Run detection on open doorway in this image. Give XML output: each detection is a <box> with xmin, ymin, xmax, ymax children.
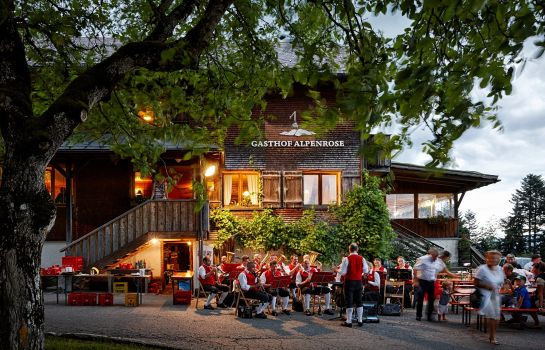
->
<box><xmin>162</xmin><ymin>242</ymin><xmax>192</xmax><ymax>287</ymax></box>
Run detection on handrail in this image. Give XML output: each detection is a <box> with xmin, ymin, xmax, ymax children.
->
<box><xmin>391</xmin><ymin>221</ymin><xmax>443</xmax><ymax>250</ymax></box>
<box><xmin>470</xmin><ymin>245</ymin><xmax>485</xmax><ymax>267</ymax></box>
<box><xmin>60</xmin><ymin>199</ymin><xmax>197</xmax><ymax>252</ymax></box>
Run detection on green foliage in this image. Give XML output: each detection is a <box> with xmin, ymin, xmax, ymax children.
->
<box><xmin>330</xmin><ymin>173</ymin><xmax>395</xmax><ymax>259</ymax></box>
<box><xmin>501</xmin><ymin>174</ymin><xmax>545</xmax><ymax>253</ymax></box>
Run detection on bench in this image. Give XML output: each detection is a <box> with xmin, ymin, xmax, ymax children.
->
<box><xmin>463</xmin><ymin>306</ymin><xmax>541</xmax><ymax>333</ymax></box>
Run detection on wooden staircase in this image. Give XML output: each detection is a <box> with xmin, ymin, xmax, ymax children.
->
<box><xmin>61</xmin><ymin>199</ymin><xmax>200</xmax><ymax>269</ymax></box>
<box><xmin>391</xmin><ymin>221</ymin><xmax>443</xmax><ymax>261</ymax></box>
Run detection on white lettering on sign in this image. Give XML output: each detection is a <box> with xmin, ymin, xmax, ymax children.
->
<box><xmin>250</xmin><ymin>140</ymin><xmax>345</xmax><ymax>147</ymax></box>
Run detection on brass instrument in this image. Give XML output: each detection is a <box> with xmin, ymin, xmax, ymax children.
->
<box><xmin>226</xmin><ymin>252</ymin><xmax>235</xmax><ymax>263</ymax></box>
<box><xmin>308</xmin><ymin>251</ymin><xmax>320</xmax><ymax>265</ymax></box>
<box><xmin>315</xmin><ymin>260</ymin><xmax>323</xmax><ymax>271</ymax></box>
<box><xmin>261</xmin><ymin>252</ymin><xmax>270</xmax><ymax>266</ymax></box>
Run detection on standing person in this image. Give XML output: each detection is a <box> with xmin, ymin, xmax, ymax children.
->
<box><xmin>474</xmin><ymin>250</ymin><xmax>505</xmax><ymax>345</ymax></box>
<box><xmin>437</xmin><ymin>281</ymin><xmax>451</xmax><ymax>321</ymax></box>
<box><xmin>339</xmin><ymin>243</ymin><xmax>369</xmax><ymax>327</ymax></box>
<box><xmin>413</xmin><ymin>248</ymin><xmax>456</xmax><ymax>321</ymax></box>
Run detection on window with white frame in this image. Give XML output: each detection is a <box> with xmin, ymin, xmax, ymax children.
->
<box><xmin>417</xmin><ymin>193</ymin><xmax>454</xmax><ymax>218</ymax></box>
<box><xmin>303</xmin><ymin>173</ymin><xmax>338</xmax><ymax>205</ymax></box>
<box><xmin>386</xmin><ymin>194</ymin><xmax>415</xmax><ymax>219</ymax></box>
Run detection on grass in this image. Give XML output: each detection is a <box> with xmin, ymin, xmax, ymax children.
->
<box><xmin>45</xmin><ymin>335</ymin><xmax>160</xmax><ymax>349</ymax></box>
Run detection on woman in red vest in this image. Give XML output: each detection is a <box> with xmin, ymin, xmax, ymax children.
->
<box><xmin>340</xmin><ymin>243</ymin><xmax>369</xmax><ymax>327</ymax></box>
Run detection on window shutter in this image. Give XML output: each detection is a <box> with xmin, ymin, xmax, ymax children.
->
<box><xmin>342</xmin><ymin>170</ymin><xmax>360</xmax><ymax>199</ymax></box>
<box><xmin>262</xmin><ymin>171</ymin><xmax>281</xmax><ymax>208</ymax></box>
<box><xmin>283</xmin><ymin>171</ymin><xmax>303</xmax><ymax>207</ymax></box>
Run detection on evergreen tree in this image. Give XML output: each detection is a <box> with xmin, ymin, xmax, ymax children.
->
<box><xmin>458</xmin><ymin>210</ymin><xmax>478</xmax><ymax>262</ymax></box>
<box><xmin>505</xmin><ymin>174</ymin><xmax>545</xmax><ymax>252</ymax></box>
<box><xmin>473</xmin><ymin>217</ymin><xmax>502</xmax><ymax>252</ymax></box>
<box><xmin>501</xmin><ymin>201</ymin><xmax>527</xmax><ymax>254</ymax></box>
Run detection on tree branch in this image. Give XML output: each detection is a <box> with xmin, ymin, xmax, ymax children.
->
<box><xmin>147</xmin><ymin>0</ymin><xmax>200</xmax><ymax>41</ymax></box>
<box><xmin>37</xmin><ymin>0</ymin><xmax>233</xmax><ymax>160</ymax></box>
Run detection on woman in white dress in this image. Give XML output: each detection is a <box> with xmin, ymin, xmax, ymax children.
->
<box><xmin>474</xmin><ymin>250</ymin><xmax>504</xmax><ymax>345</ymax></box>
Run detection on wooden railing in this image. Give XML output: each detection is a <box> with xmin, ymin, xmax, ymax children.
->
<box><xmin>391</xmin><ymin>218</ymin><xmax>458</xmax><ymax>238</ymax></box>
<box><xmin>470</xmin><ymin>245</ymin><xmax>485</xmax><ymax>267</ymax></box>
<box><xmin>391</xmin><ymin>221</ymin><xmax>443</xmax><ymax>259</ymax></box>
<box><xmin>61</xmin><ymin>199</ymin><xmax>199</xmax><ymax>268</ymax></box>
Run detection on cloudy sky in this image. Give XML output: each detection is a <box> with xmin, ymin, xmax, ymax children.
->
<box><xmin>369</xmin><ymin>14</ymin><xmax>545</xmax><ymax>228</ymax></box>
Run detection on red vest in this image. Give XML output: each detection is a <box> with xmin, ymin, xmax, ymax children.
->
<box><xmin>366</xmin><ymin>272</ymin><xmax>379</xmax><ymax>291</ymax></box>
<box><xmin>395</xmin><ymin>264</ymin><xmax>410</xmax><ymax>269</ymax></box>
<box><xmin>345</xmin><ymin>254</ymin><xmax>363</xmax><ymax>281</ymax></box>
<box><xmin>263</xmin><ymin>269</ymin><xmax>281</xmax><ymax>284</ymax></box>
<box><xmin>243</xmin><ymin>271</ymin><xmax>257</xmax><ymax>286</ymax></box>
<box><xmin>199</xmin><ymin>264</ymin><xmax>216</xmax><ymax>286</ymax></box>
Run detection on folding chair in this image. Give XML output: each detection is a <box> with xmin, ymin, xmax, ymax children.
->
<box><xmin>384</xmin><ymin>280</ymin><xmax>405</xmax><ymax>314</ymax></box>
<box><xmin>195</xmin><ymin>281</ymin><xmax>217</xmax><ymax>309</ymax></box>
<box><xmin>233</xmin><ymin>281</ymin><xmax>260</xmax><ymax>318</ymax></box>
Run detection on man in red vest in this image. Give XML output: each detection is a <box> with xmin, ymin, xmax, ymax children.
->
<box><xmin>260</xmin><ymin>260</ymin><xmax>291</xmax><ymax>316</ymax></box>
<box><xmin>198</xmin><ymin>256</ymin><xmax>230</xmax><ymax>309</ymax></box>
<box><xmin>238</xmin><ymin>261</ymin><xmax>270</xmax><ymax>318</ymax></box>
<box><xmin>340</xmin><ymin>243</ymin><xmax>369</xmax><ymax>327</ymax></box>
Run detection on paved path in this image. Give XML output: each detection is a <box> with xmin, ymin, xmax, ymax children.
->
<box><xmin>44</xmin><ymin>293</ymin><xmax>545</xmax><ymax>349</ymax></box>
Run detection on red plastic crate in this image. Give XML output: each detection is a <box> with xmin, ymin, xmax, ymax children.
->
<box><xmin>174</xmin><ymin>291</ymin><xmax>192</xmax><ymax>305</ymax></box>
<box><xmin>81</xmin><ymin>292</ymin><xmax>97</xmax><ymax>306</ymax></box>
<box><xmin>98</xmin><ymin>293</ymin><xmax>113</xmax><ymax>306</ymax></box>
<box><xmin>67</xmin><ymin>292</ymin><xmax>82</xmax><ymax>305</ymax></box>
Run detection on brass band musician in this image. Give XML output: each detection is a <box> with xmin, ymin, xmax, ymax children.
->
<box><xmin>260</xmin><ymin>260</ymin><xmax>291</xmax><ymax>316</ymax></box>
<box><xmin>238</xmin><ymin>261</ymin><xmax>270</xmax><ymax>319</ymax></box>
<box><xmin>296</xmin><ymin>259</ymin><xmax>334</xmax><ymax>316</ymax></box>
<box><xmin>198</xmin><ymin>256</ymin><xmax>230</xmax><ymax>309</ymax></box>
<box><xmin>339</xmin><ymin>243</ymin><xmax>369</xmax><ymax>327</ymax></box>
<box><xmin>286</xmin><ymin>254</ymin><xmax>302</xmax><ymax>300</ymax></box>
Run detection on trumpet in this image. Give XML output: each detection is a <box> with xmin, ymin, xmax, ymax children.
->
<box><xmin>226</xmin><ymin>252</ymin><xmax>235</xmax><ymax>263</ymax></box>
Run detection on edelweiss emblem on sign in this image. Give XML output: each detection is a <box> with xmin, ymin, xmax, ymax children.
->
<box><xmin>279</xmin><ymin>111</ymin><xmax>316</xmax><ymax>136</ymax></box>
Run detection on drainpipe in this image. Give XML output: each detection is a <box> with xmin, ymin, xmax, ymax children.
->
<box><xmin>65</xmin><ymin>162</ymin><xmax>73</xmax><ymax>255</ymax></box>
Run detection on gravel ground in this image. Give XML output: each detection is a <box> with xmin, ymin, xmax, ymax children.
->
<box><xmin>44</xmin><ymin>293</ymin><xmax>545</xmax><ymax>350</ymax></box>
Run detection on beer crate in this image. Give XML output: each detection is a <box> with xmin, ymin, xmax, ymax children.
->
<box><xmin>125</xmin><ymin>293</ymin><xmax>139</xmax><ymax>307</ymax></box>
<box><xmin>98</xmin><ymin>293</ymin><xmax>113</xmax><ymax>306</ymax></box>
<box><xmin>113</xmin><ymin>282</ymin><xmax>128</xmax><ymax>294</ymax></box>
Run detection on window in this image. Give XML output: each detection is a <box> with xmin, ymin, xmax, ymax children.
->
<box><xmin>303</xmin><ymin>173</ymin><xmax>338</xmax><ymax>205</ymax></box>
<box><xmin>134</xmin><ymin>172</ymin><xmax>153</xmax><ymax>198</ymax></box>
<box><xmin>45</xmin><ymin>166</ymin><xmax>67</xmax><ymax>206</ymax></box>
<box><xmin>387</xmin><ymin>194</ymin><xmax>415</xmax><ymax>219</ymax></box>
<box><xmin>417</xmin><ymin>193</ymin><xmax>454</xmax><ymax>218</ymax></box>
<box><xmin>223</xmin><ymin>173</ymin><xmax>259</xmax><ymax>206</ymax></box>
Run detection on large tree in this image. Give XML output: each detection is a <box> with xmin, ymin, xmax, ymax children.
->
<box><xmin>1</xmin><ymin>0</ymin><xmax>544</xmax><ymax>348</ymax></box>
<box><xmin>503</xmin><ymin>174</ymin><xmax>545</xmax><ymax>252</ymax></box>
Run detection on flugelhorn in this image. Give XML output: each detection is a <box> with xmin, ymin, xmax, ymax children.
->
<box><xmin>226</xmin><ymin>252</ymin><xmax>235</xmax><ymax>263</ymax></box>
<box><xmin>308</xmin><ymin>251</ymin><xmax>320</xmax><ymax>265</ymax></box>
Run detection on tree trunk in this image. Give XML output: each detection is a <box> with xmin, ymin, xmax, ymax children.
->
<box><xmin>0</xmin><ymin>156</ymin><xmax>56</xmax><ymax>350</ymax></box>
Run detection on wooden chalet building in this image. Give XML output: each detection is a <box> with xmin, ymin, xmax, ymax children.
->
<box><xmin>42</xmin><ymin>84</ymin><xmax>498</xmax><ymax>289</ymax></box>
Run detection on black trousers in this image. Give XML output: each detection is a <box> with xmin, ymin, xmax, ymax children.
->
<box><xmin>344</xmin><ymin>280</ymin><xmax>363</xmax><ymax>308</ymax></box>
<box><xmin>243</xmin><ymin>288</ymin><xmax>271</xmax><ymax>303</ymax></box>
<box><xmin>416</xmin><ymin>279</ymin><xmax>435</xmax><ymax>319</ymax></box>
<box><xmin>203</xmin><ymin>283</ymin><xmax>229</xmax><ymax>294</ymax></box>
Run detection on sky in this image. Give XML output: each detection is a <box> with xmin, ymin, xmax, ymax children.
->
<box><xmin>368</xmin><ymin>13</ymin><xmax>545</xmax><ymax>229</ymax></box>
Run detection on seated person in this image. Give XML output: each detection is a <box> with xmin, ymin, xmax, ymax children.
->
<box><xmin>198</xmin><ymin>257</ymin><xmax>230</xmax><ymax>309</ymax></box>
<box><xmin>394</xmin><ymin>256</ymin><xmax>412</xmax><ymax>270</ymax></box>
<box><xmin>373</xmin><ymin>258</ymin><xmax>387</xmax><ymax>274</ymax></box>
<box><xmin>505</xmin><ymin>254</ymin><xmax>522</xmax><ymax>269</ymax></box>
<box><xmin>531</xmin><ymin>262</ymin><xmax>545</xmax><ymax>312</ymax></box>
<box><xmin>237</xmin><ymin>255</ymin><xmax>250</xmax><ymax>270</ymax></box>
<box><xmin>363</xmin><ymin>261</ymin><xmax>382</xmax><ymax>302</ymax></box>
<box><xmin>285</xmin><ymin>254</ymin><xmax>302</xmax><ymax>300</ymax></box>
<box><xmin>296</xmin><ymin>259</ymin><xmax>334</xmax><ymax>316</ymax></box>
<box><xmin>510</xmin><ymin>275</ymin><xmax>540</xmax><ymax>328</ymax></box>
<box><xmin>238</xmin><ymin>261</ymin><xmax>270</xmax><ymax>319</ymax></box>
<box><xmin>500</xmin><ymin>264</ymin><xmax>517</xmax><ymax>307</ymax></box>
<box><xmin>260</xmin><ymin>260</ymin><xmax>290</xmax><ymax>316</ymax></box>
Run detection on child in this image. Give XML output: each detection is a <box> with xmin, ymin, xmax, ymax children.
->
<box><xmin>437</xmin><ymin>281</ymin><xmax>451</xmax><ymax>321</ymax></box>
<box><xmin>513</xmin><ymin>275</ymin><xmax>541</xmax><ymax>328</ymax></box>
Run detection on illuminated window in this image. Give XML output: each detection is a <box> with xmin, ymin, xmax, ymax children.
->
<box><xmin>303</xmin><ymin>173</ymin><xmax>338</xmax><ymax>205</ymax></box>
<box><xmin>223</xmin><ymin>173</ymin><xmax>259</xmax><ymax>206</ymax></box>
<box><xmin>418</xmin><ymin>193</ymin><xmax>454</xmax><ymax>218</ymax></box>
<box><xmin>45</xmin><ymin>166</ymin><xmax>67</xmax><ymax>206</ymax></box>
<box><xmin>134</xmin><ymin>172</ymin><xmax>153</xmax><ymax>198</ymax></box>
<box><xmin>387</xmin><ymin>194</ymin><xmax>415</xmax><ymax>219</ymax></box>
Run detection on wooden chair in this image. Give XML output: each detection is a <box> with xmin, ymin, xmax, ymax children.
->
<box><xmin>233</xmin><ymin>281</ymin><xmax>260</xmax><ymax>318</ymax></box>
<box><xmin>195</xmin><ymin>281</ymin><xmax>216</xmax><ymax>309</ymax></box>
<box><xmin>383</xmin><ymin>280</ymin><xmax>405</xmax><ymax>314</ymax></box>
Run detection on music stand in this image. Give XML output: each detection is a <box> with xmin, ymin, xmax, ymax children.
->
<box><xmin>270</xmin><ymin>276</ymin><xmax>291</xmax><ymax>290</ymax></box>
<box><xmin>388</xmin><ymin>269</ymin><xmax>412</xmax><ymax>281</ymax></box>
<box><xmin>309</xmin><ymin>272</ymin><xmax>336</xmax><ymax>315</ymax></box>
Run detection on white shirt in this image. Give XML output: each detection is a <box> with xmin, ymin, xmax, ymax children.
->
<box><xmin>367</xmin><ymin>271</ymin><xmax>381</xmax><ymax>287</ymax></box>
<box><xmin>295</xmin><ymin>269</ymin><xmax>311</xmax><ymax>287</ymax></box>
<box><xmin>339</xmin><ymin>253</ymin><xmax>369</xmax><ymax>276</ymax></box>
<box><xmin>238</xmin><ymin>270</ymin><xmax>256</xmax><ymax>291</ymax></box>
<box><xmin>524</xmin><ymin>261</ymin><xmax>534</xmax><ymax>271</ymax></box>
<box><xmin>413</xmin><ymin>255</ymin><xmax>445</xmax><ymax>281</ymax></box>
<box><xmin>198</xmin><ymin>265</ymin><xmax>207</xmax><ymax>280</ymax></box>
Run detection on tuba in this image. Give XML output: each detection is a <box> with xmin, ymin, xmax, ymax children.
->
<box><xmin>226</xmin><ymin>252</ymin><xmax>235</xmax><ymax>263</ymax></box>
<box><xmin>308</xmin><ymin>251</ymin><xmax>320</xmax><ymax>265</ymax></box>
